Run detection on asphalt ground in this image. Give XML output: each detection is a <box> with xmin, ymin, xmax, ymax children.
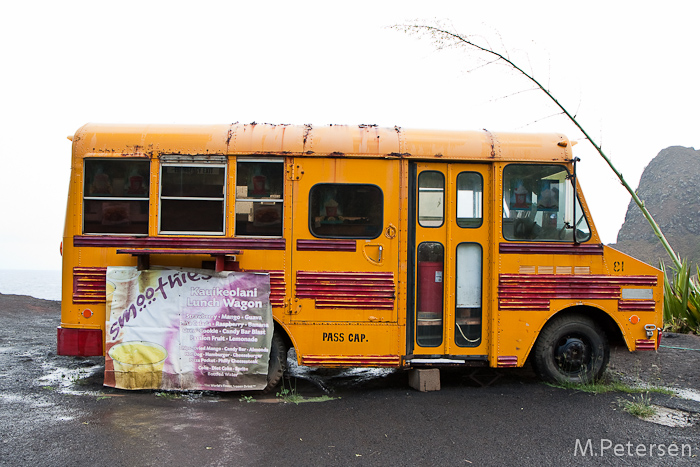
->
<box><xmin>1</xmin><ymin>294</ymin><xmax>699</xmax><ymax>466</ymax></box>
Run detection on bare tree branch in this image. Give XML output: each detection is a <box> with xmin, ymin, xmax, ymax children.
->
<box><xmin>515</xmin><ymin>112</ymin><xmax>565</xmax><ymax>130</ymax></box>
<box><xmin>394</xmin><ymin>23</ymin><xmax>686</xmax><ymax>280</ymax></box>
<box><xmin>488</xmin><ymin>87</ymin><xmax>539</xmax><ymax>104</ymax></box>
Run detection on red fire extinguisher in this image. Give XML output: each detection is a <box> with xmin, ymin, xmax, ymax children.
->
<box><xmin>418</xmin><ymin>261</ymin><xmax>443</xmax><ymax>313</ymax></box>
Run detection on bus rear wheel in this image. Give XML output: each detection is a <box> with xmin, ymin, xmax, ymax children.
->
<box><xmin>263</xmin><ymin>332</ymin><xmax>287</xmax><ymax>393</ymax></box>
<box><xmin>532</xmin><ymin>314</ymin><xmax>609</xmax><ymax>384</ymax></box>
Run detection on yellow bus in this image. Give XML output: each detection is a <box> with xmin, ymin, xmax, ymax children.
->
<box><xmin>58</xmin><ymin>123</ymin><xmax>663</xmax><ymax>388</ymax></box>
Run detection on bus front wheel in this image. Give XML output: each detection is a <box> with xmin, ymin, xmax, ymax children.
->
<box><xmin>263</xmin><ymin>332</ymin><xmax>287</xmax><ymax>393</ymax></box>
<box><xmin>532</xmin><ymin>314</ymin><xmax>609</xmax><ymax>384</ymax></box>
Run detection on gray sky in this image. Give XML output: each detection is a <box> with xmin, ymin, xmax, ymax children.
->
<box><xmin>2</xmin><ymin>1</ymin><xmax>698</xmax><ymax>270</ymax></box>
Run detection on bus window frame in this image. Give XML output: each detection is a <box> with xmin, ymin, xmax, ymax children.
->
<box><xmin>454</xmin><ymin>241</ymin><xmax>483</xmax><ymax>347</ymax></box>
<box><xmin>82</xmin><ymin>158</ymin><xmax>150</xmax><ymax>236</ymax></box>
<box><xmin>456</xmin><ymin>171</ymin><xmax>484</xmax><ymax>229</ymax></box>
<box><xmin>502</xmin><ymin>163</ymin><xmax>591</xmax><ymax>243</ymax></box>
<box><xmin>307</xmin><ymin>182</ymin><xmax>384</xmax><ymax>240</ymax></box>
<box><xmin>234</xmin><ymin>157</ymin><xmax>285</xmax><ymax>238</ymax></box>
<box><xmin>417</xmin><ymin>170</ymin><xmax>445</xmax><ymax>228</ymax></box>
<box><xmin>158</xmin><ymin>162</ymin><xmax>227</xmax><ymax>236</ymax></box>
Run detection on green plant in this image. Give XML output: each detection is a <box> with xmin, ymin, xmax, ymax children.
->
<box><xmin>547</xmin><ymin>379</ymin><xmax>672</xmax><ymax>395</ymax></box>
<box><xmin>70</xmin><ymin>374</ymin><xmax>93</xmax><ymax>386</ymax></box>
<box><xmin>620</xmin><ymin>393</ymin><xmax>656</xmax><ymax>419</ymax></box>
<box><xmin>239</xmin><ymin>395</ymin><xmax>255</xmax><ymax>403</ymax></box>
<box><xmin>276</xmin><ymin>380</ymin><xmax>304</xmax><ymax>405</ymax></box>
<box><xmin>276</xmin><ymin>379</ymin><xmax>337</xmax><ymax>404</ymax></box>
<box><xmin>661</xmin><ymin>260</ymin><xmax>700</xmax><ymax>333</ymax></box>
<box><xmin>155</xmin><ymin>391</ymin><xmax>181</xmax><ymax>399</ymax></box>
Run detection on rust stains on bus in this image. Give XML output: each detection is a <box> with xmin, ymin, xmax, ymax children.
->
<box><xmin>483</xmin><ymin>129</ymin><xmax>497</xmax><ymax>158</ymax></box>
<box><xmin>122</xmin><ymin>144</ymin><xmax>154</xmax><ymax>158</ymax></box>
<box><xmin>303</xmin><ymin>123</ymin><xmax>313</xmax><ymax>151</ymax></box>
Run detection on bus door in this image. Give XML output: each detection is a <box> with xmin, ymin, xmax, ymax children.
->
<box><xmin>289</xmin><ymin>158</ymin><xmax>401</xmax><ymax>324</ymax></box>
<box><xmin>409</xmin><ymin>162</ymin><xmax>489</xmax><ymax>361</ymax></box>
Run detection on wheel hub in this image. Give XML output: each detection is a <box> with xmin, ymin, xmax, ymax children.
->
<box><xmin>555</xmin><ymin>337</ymin><xmax>589</xmax><ymax>371</ymax></box>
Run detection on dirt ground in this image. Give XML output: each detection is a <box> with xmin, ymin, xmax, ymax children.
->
<box><xmin>1</xmin><ymin>293</ymin><xmax>699</xmax><ymax>465</ymax></box>
<box><xmin>609</xmin><ymin>331</ymin><xmax>700</xmax><ymax>391</ymax></box>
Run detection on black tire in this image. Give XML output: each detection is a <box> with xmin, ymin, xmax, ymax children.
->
<box><xmin>263</xmin><ymin>332</ymin><xmax>287</xmax><ymax>393</ymax></box>
<box><xmin>532</xmin><ymin>314</ymin><xmax>609</xmax><ymax>384</ymax></box>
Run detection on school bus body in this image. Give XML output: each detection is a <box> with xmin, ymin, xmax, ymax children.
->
<box><xmin>59</xmin><ymin>123</ymin><xmax>663</xmax><ymax>383</ymax></box>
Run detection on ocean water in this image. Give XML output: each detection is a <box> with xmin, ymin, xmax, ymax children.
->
<box><xmin>0</xmin><ymin>270</ymin><xmax>62</xmax><ymax>301</ymax></box>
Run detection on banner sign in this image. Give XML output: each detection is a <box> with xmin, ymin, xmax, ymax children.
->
<box><xmin>104</xmin><ymin>267</ymin><xmax>272</xmax><ymax>391</ymax></box>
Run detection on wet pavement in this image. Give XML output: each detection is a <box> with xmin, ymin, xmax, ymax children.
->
<box><xmin>1</xmin><ymin>294</ymin><xmax>699</xmax><ymax>466</ymax></box>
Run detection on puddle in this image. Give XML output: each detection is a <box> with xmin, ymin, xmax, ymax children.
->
<box><xmin>646</xmin><ymin>405</ymin><xmax>697</xmax><ymax>427</ymax></box>
<box><xmin>36</xmin><ymin>363</ymin><xmax>104</xmax><ymax>396</ymax></box>
<box><xmin>671</xmin><ymin>387</ymin><xmax>700</xmax><ymax>403</ymax></box>
<box><xmin>0</xmin><ymin>393</ymin><xmax>78</xmax><ymax>422</ymax></box>
<box><xmin>629</xmin><ymin>382</ymin><xmax>700</xmax><ymax>404</ymax></box>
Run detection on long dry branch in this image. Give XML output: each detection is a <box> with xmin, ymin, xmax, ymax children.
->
<box><xmin>397</xmin><ymin>24</ymin><xmax>685</xmax><ymax>277</ymax></box>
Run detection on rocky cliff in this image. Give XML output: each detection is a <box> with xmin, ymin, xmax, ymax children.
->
<box><xmin>611</xmin><ymin>146</ymin><xmax>700</xmax><ymax>271</ymax></box>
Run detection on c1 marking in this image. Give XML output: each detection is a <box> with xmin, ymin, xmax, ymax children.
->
<box><xmin>613</xmin><ymin>261</ymin><xmax>624</xmax><ymax>272</ymax></box>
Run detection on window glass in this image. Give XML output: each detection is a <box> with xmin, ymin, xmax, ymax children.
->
<box><xmin>502</xmin><ymin>164</ymin><xmax>591</xmax><ymax>242</ymax></box>
<box><xmin>416</xmin><ymin>242</ymin><xmax>444</xmax><ymax>347</ymax></box>
<box><xmin>235</xmin><ymin>160</ymin><xmax>284</xmax><ymax>236</ymax></box>
<box><xmin>455</xmin><ymin>243</ymin><xmax>482</xmax><ymax>347</ymax></box>
<box><xmin>160</xmin><ymin>165</ymin><xmax>225</xmax><ymax>234</ymax></box>
<box><xmin>309</xmin><ymin>184</ymin><xmax>383</xmax><ymax>238</ymax></box>
<box><xmin>418</xmin><ymin>171</ymin><xmax>444</xmax><ymax>227</ymax></box>
<box><xmin>83</xmin><ymin>159</ymin><xmax>149</xmax><ymax>234</ymax></box>
<box><xmin>456</xmin><ymin>172</ymin><xmax>483</xmax><ymax>228</ymax></box>
<box><xmin>162</xmin><ymin>166</ymin><xmax>225</xmax><ymax>197</ymax></box>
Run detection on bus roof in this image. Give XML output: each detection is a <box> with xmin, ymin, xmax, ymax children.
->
<box><xmin>73</xmin><ymin>123</ymin><xmax>574</xmax><ymax>162</ymax></box>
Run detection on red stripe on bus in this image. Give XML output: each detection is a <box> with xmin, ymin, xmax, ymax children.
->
<box><xmin>296</xmin><ymin>271</ymin><xmax>395</xmax><ymax>309</ymax></box>
<box><xmin>301</xmin><ymin>355</ymin><xmax>401</xmax><ymax>367</ymax></box>
<box><xmin>296</xmin><ymin>239</ymin><xmax>357</xmax><ymax>252</ymax></box>
<box><xmin>73</xmin><ymin>267</ymin><xmax>107</xmax><ymax>303</ymax></box>
<box><xmin>499</xmin><ymin>243</ymin><xmax>604</xmax><ymax>255</ymax></box>
<box><xmin>498</xmin><ymin>274</ymin><xmax>658</xmax><ymax>311</ymax></box>
<box><xmin>74</xmin><ymin>235</ymin><xmax>286</xmax><ymax>250</ymax></box>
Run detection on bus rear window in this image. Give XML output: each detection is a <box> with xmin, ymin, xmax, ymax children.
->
<box><xmin>309</xmin><ymin>184</ymin><xmax>383</xmax><ymax>238</ymax></box>
<box><xmin>83</xmin><ymin>159</ymin><xmax>150</xmax><ymax>235</ymax></box>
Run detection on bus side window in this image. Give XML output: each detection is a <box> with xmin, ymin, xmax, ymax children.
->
<box><xmin>308</xmin><ymin>184</ymin><xmax>383</xmax><ymax>239</ymax></box>
<box><xmin>455</xmin><ymin>243</ymin><xmax>482</xmax><ymax>347</ymax></box>
<box><xmin>416</xmin><ymin>242</ymin><xmax>444</xmax><ymax>347</ymax></box>
<box><xmin>456</xmin><ymin>172</ymin><xmax>483</xmax><ymax>228</ymax></box>
<box><xmin>160</xmin><ymin>164</ymin><xmax>226</xmax><ymax>234</ymax></box>
<box><xmin>418</xmin><ymin>171</ymin><xmax>444</xmax><ymax>227</ymax></box>
<box><xmin>235</xmin><ymin>159</ymin><xmax>284</xmax><ymax>237</ymax></box>
<box><xmin>83</xmin><ymin>159</ymin><xmax>150</xmax><ymax>235</ymax></box>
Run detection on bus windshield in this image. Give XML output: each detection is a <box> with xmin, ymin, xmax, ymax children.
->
<box><xmin>502</xmin><ymin>164</ymin><xmax>591</xmax><ymax>242</ymax></box>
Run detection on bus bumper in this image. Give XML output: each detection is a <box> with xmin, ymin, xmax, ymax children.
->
<box><xmin>57</xmin><ymin>327</ymin><xmax>103</xmax><ymax>356</ymax></box>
